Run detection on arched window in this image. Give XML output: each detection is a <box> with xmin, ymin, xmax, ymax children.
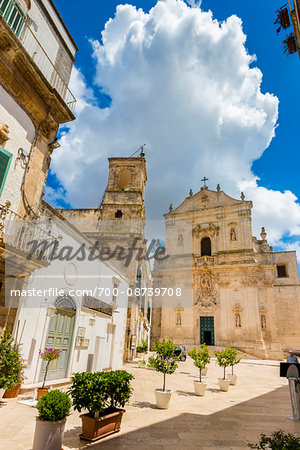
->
<box><xmin>54</xmin><ymin>294</ymin><xmax>76</xmax><ymax>311</ymax></box>
<box><xmin>178</xmin><ymin>234</ymin><xmax>183</xmax><ymax>246</ymax></box>
<box><xmin>201</xmin><ymin>237</ymin><xmax>211</xmax><ymax>256</ymax></box>
<box><xmin>118</xmin><ymin>169</ymin><xmax>131</xmax><ymax>190</ymax></box>
<box><xmin>115</xmin><ymin>210</ymin><xmax>123</xmax><ymax>218</ymax></box>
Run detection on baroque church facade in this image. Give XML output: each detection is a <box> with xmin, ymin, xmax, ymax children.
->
<box><xmin>152</xmin><ymin>185</ymin><xmax>300</xmax><ymax>359</ymax></box>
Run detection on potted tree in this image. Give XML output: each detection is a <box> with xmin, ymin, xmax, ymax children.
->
<box><xmin>227</xmin><ymin>346</ymin><xmax>241</xmax><ymax>385</ymax></box>
<box><xmin>68</xmin><ymin>370</ymin><xmax>134</xmax><ymax>442</ymax></box>
<box><xmin>38</xmin><ymin>348</ymin><xmax>61</xmax><ymax>400</ymax></box>
<box><xmin>188</xmin><ymin>344</ymin><xmax>210</xmax><ymax>396</ymax></box>
<box><xmin>248</xmin><ymin>429</ymin><xmax>300</xmax><ymax>449</ymax></box>
<box><xmin>136</xmin><ymin>338</ymin><xmax>148</xmax><ymax>367</ymax></box>
<box><xmin>0</xmin><ymin>330</ymin><xmax>26</xmax><ymax>399</ymax></box>
<box><xmin>214</xmin><ymin>347</ymin><xmax>231</xmax><ymax>392</ymax></box>
<box><xmin>148</xmin><ymin>339</ymin><xmax>179</xmax><ymax>409</ymax></box>
<box><xmin>32</xmin><ymin>389</ymin><xmax>71</xmax><ymax>450</ymax></box>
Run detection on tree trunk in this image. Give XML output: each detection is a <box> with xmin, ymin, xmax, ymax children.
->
<box><xmin>42</xmin><ymin>361</ymin><xmax>50</xmax><ymax>389</ymax></box>
<box><xmin>223</xmin><ymin>366</ymin><xmax>226</xmax><ymax>380</ymax></box>
<box><xmin>163</xmin><ymin>373</ymin><xmax>166</xmax><ymax>392</ymax></box>
<box><xmin>199</xmin><ymin>368</ymin><xmax>201</xmax><ymax>383</ymax></box>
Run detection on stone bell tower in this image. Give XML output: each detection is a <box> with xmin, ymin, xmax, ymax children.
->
<box><xmin>100</xmin><ymin>156</ymin><xmax>147</xmax><ymax>221</ymax></box>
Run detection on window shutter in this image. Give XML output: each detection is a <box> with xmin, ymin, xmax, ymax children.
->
<box><xmin>0</xmin><ymin>147</ymin><xmax>12</xmax><ymax>193</ymax></box>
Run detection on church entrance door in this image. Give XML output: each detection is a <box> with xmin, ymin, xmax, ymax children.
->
<box><xmin>200</xmin><ymin>316</ymin><xmax>214</xmax><ymax>345</ymax></box>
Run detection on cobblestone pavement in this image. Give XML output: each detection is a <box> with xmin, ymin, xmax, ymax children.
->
<box><xmin>0</xmin><ymin>358</ymin><xmax>299</xmax><ymax>449</ymax></box>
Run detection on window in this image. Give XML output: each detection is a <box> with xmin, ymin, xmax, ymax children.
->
<box><xmin>277</xmin><ymin>265</ymin><xmax>287</xmax><ymax>278</ymax></box>
<box><xmin>178</xmin><ymin>234</ymin><xmax>183</xmax><ymax>246</ymax></box>
<box><xmin>0</xmin><ymin>0</ymin><xmax>26</xmax><ymax>37</ymax></box>
<box><xmin>115</xmin><ymin>210</ymin><xmax>122</xmax><ymax>218</ymax></box>
<box><xmin>201</xmin><ymin>237</ymin><xmax>211</xmax><ymax>256</ymax></box>
<box><xmin>0</xmin><ymin>147</ymin><xmax>12</xmax><ymax>194</ymax></box>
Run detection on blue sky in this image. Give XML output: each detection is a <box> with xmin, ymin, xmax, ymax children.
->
<box><xmin>47</xmin><ymin>0</ymin><xmax>300</xmax><ymax>258</ymax></box>
<box><xmin>52</xmin><ymin>0</ymin><xmax>299</xmax><ymax>198</ymax></box>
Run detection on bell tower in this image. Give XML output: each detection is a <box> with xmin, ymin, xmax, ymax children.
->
<box><xmin>100</xmin><ymin>156</ymin><xmax>147</xmax><ymax>221</ymax></box>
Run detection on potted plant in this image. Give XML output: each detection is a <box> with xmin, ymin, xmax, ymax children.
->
<box><xmin>214</xmin><ymin>347</ymin><xmax>231</xmax><ymax>392</ymax></box>
<box><xmin>136</xmin><ymin>338</ymin><xmax>148</xmax><ymax>367</ymax></box>
<box><xmin>274</xmin><ymin>8</ymin><xmax>290</xmax><ymax>35</ymax></box>
<box><xmin>248</xmin><ymin>429</ymin><xmax>300</xmax><ymax>449</ymax></box>
<box><xmin>226</xmin><ymin>346</ymin><xmax>241</xmax><ymax>385</ymax></box>
<box><xmin>148</xmin><ymin>339</ymin><xmax>179</xmax><ymax>409</ymax></box>
<box><xmin>68</xmin><ymin>370</ymin><xmax>134</xmax><ymax>442</ymax></box>
<box><xmin>0</xmin><ymin>330</ymin><xmax>26</xmax><ymax>399</ymax></box>
<box><xmin>32</xmin><ymin>389</ymin><xmax>71</xmax><ymax>450</ymax></box>
<box><xmin>282</xmin><ymin>32</ymin><xmax>297</xmax><ymax>56</ymax></box>
<box><xmin>188</xmin><ymin>344</ymin><xmax>210</xmax><ymax>396</ymax></box>
<box><xmin>38</xmin><ymin>348</ymin><xmax>61</xmax><ymax>400</ymax></box>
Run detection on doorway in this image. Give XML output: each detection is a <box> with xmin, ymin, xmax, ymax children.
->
<box><xmin>39</xmin><ymin>307</ymin><xmax>75</xmax><ymax>382</ymax></box>
<box><xmin>200</xmin><ymin>316</ymin><xmax>214</xmax><ymax>345</ymax></box>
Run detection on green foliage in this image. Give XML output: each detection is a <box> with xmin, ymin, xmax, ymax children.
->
<box><xmin>37</xmin><ymin>389</ymin><xmax>71</xmax><ymax>422</ymax></box>
<box><xmin>148</xmin><ymin>339</ymin><xmax>179</xmax><ymax>391</ymax></box>
<box><xmin>248</xmin><ymin>429</ymin><xmax>300</xmax><ymax>449</ymax></box>
<box><xmin>226</xmin><ymin>346</ymin><xmax>241</xmax><ymax>375</ymax></box>
<box><xmin>68</xmin><ymin>370</ymin><xmax>134</xmax><ymax>416</ymax></box>
<box><xmin>136</xmin><ymin>339</ymin><xmax>148</xmax><ymax>356</ymax></box>
<box><xmin>188</xmin><ymin>344</ymin><xmax>210</xmax><ymax>382</ymax></box>
<box><xmin>214</xmin><ymin>347</ymin><xmax>232</xmax><ymax>380</ymax></box>
<box><xmin>0</xmin><ymin>330</ymin><xmax>26</xmax><ymax>390</ymax></box>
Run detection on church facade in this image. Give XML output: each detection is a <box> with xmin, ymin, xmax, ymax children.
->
<box><xmin>152</xmin><ymin>185</ymin><xmax>300</xmax><ymax>359</ymax></box>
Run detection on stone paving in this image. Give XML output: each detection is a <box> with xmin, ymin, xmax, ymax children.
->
<box><xmin>0</xmin><ymin>358</ymin><xmax>299</xmax><ymax>449</ymax></box>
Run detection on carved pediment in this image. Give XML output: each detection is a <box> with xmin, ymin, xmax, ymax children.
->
<box><xmin>193</xmin><ymin>223</ymin><xmax>219</xmax><ymax>238</ymax></box>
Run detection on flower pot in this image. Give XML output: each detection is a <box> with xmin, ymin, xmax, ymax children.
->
<box><xmin>37</xmin><ymin>387</ymin><xmax>50</xmax><ymax>401</ymax></box>
<box><xmin>32</xmin><ymin>417</ymin><xmax>66</xmax><ymax>450</ymax></box>
<box><xmin>287</xmin><ymin>36</ymin><xmax>297</xmax><ymax>54</ymax></box>
<box><xmin>0</xmin><ymin>388</ymin><xmax>5</xmax><ymax>400</ymax></box>
<box><xmin>80</xmin><ymin>408</ymin><xmax>125</xmax><ymax>442</ymax></box>
<box><xmin>227</xmin><ymin>374</ymin><xmax>238</xmax><ymax>386</ymax></box>
<box><xmin>202</xmin><ymin>367</ymin><xmax>208</xmax><ymax>376</ymax></box>
<box><xmin>3</xmin><ymin>383</ymin><xmax>21</xmax><ymax>398</ymax></box>
<box><xmin>155</xmin><ymin>389</ymin><xmax>172</xmax><ymax>409</ymax></box>
<box><xmin>218</xmin><ymin>379</ymin><xmax>230</xmax><ymax>392</ymax></box>
<box><xmin>193</xmin><ymin>381</ymin><xmax>207</xmax><ymax>396</ymax></box>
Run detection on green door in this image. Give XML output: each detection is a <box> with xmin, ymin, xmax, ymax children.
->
<box><xmin>39</xmin><ymin>308</ymin><xmax>75</xmax><ymax>382</ymax></box>
<box><xmin>200</xmin><ymin>316</ymin><xmax>214</xmax><ymax>345</ymax></box>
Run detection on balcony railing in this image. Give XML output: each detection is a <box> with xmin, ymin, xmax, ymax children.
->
<box><xmin>0</xmin><ymin>0</ymin><xmax>76</xmax><ymax>113</ymax></box>
<box><xmin>0</xmin><ymin>201</ymin><xmax>59</xmax><ymax>262</ymax></box>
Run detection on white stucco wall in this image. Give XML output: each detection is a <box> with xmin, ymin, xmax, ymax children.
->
<box><xmin>0</xmin><ymin>84</ymin><xmax>35</xmax><ymax>212</ymax></box>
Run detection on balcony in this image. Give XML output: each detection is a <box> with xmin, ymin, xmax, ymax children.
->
<box><xmin>194</xmin><ymin>255</ymin><xmax>215</xmax><ymax>267</ymax></box>
<box><xmin>0</xmin><ymin>201</ymin><xmax>58</xmax><ymax>277</ymax></box>
<box><xmin>0</xmin><ymin>0</ymin><xmax>76</xmax><ymax>113</ymax></box>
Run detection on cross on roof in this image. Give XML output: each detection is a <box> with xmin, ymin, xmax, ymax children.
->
<box><xmin>201</xmin><ymin>176</ymin><xmax>209</xmax><ymax>187</ymax></box>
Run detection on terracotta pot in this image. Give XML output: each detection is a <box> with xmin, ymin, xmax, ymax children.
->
<box><xmin>218</xmin><ymin>379</ymin><xmax>230</xmax><ymax>392</ymax></box>
<box><xmin>193</xmin><ymin>381</ymin><xmax>207</xmax><ymax>396</ymax></box>
<box><xmin>0</xmin><ymin>388</ymin><xmax>5</xmax><ymax>400</ymax></box>
<box><xmin>37</xmin><ymin>387</ymin><xmax>50</xmax><ymax>401</ymax></box>
<box><xmin>3</xmin><ymin>383</ymin><xmax>21</xmax><ymax>398</ymax></box>
<box><xmin>155</xmin><ymin>389</ymin><xmax>172</xmax><ymax>409</ymax></box>
<box><xmin>227</xmin><ymin>374</ymin><xmax>237</xmax><ymax>386</ymax></box>
<box><xmin>80</xmin><ymin>408</ymin><xmax>125</xmax><ymax>442</ymax></box>
<box><xmin>32</xmin><ymin>417</ymin><xmax>66</xmax><ymax>450</ymax></box>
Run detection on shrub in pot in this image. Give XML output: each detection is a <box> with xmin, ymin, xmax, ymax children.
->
<box><xmin>226</xmin><ymin>347</ymin><xmax>241</xmax><ymax>385</ymax></box>
<box><xmin>188</xmin><ymin>344</ymin><xmax>210</xmax><ymax>396</ymax></box>
<box><xmin>248</xmin><ymin>429</ymin><xmax>300</xmax><ymax>449</ymax></box>
<box><xmin>136</xmin><ymin>338</ymin><xmax>148</xmax><ymax>366</ymax></box>
<box><xmin>32</xmin><ymin>389</ymin><xmax>71</xmax><ymax>450</ymax></box>
<box><xmin>214</xmin><ymin>347</ymin><xmax>231</xmax><ymax>392</ymax></box>
<box><xmin>38</xmin><ymin>348</ymin><xmax>61</xmax><ymax>400</ymax></box>
<box><xmin>68</xmin><ymin>370</ymin><xmax>134</xmax><ymax>442</ymax></box>
<box><xmin>148</xmin><ymin>339</ymin><xmax>179</xmax><ymax>409</ymax></box>
<box><xmin>0</xmin><ymin>330</ymin><xmax>26</xmax><ymax>399</ymax></box>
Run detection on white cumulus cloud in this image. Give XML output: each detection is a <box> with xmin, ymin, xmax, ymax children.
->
<box><xmin>46</xmin><ymin>0</ymin><xmax>300</xmax><ymax>257</ymax></box>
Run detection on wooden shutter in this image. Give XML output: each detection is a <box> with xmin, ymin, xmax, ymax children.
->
<box><xmin>0</xmin><ymin>147</ymin><xmax>12</xmax><ymax>193</ymax></box>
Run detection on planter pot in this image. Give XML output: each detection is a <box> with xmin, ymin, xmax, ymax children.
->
<box><xmin>202</xmin><ymin>367</ymin><xmax>208</xmax><ymax>376</ymax></box>
<box><xmin>155</xmin><ymin>389</ymin><xmax>172</xmax><ymax>409</ymax></box>
<box><xmin>80</xmin><ymin>408</ymin><xmax>125</xmax><ymax>442</ymax></box>
<box><xmin>0</xmin><ymin>388</ymin><xmax>5</xmax><ymax>400</ymax></box>
<box><xmin>218</xmin><ymin>379</ymin><xmax>230</xmax><ymax>392</ymax></box>
<box><xmin>193</xmin><ymin>381</ymin><xmax>207</xmax><ymax>396</ymax></box>
<box><xmin>287</xmin><ymin>36</ymin><xmax>297</xmax><ymax>54</ymax></box>
<box><xmin>227</xmin><ymin>374</ymin><xmax>238</xmax><ymax>386</ymax></box>
<box><xmin>3</xmin><ymin>383</ymin><xmax>21</xmax><ymax>398</ymax></box>
<box><xmin>32</xmin><ymin>417</ymin><xmax>66</xmax><ymax>450</ymax></box>
<box><xmin>37</xmin><ymin>387</ymin><xmax>50</xmax><ymax>401</ymax></box>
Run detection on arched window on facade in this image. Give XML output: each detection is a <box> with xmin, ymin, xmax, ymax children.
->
<box><xmin>178</xmin><ymin>234</ymin><xmax>183</xmax><ymax>246</ymax></box>
<box><xmin>115</xmin><ymin>210</ymin><xmax>123</xmax><ymax>218</ymax></box>
<box><xmin>201</xmin><ymin>237</ymin><xmax>211</xmax><ymax>256</ymax></box>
